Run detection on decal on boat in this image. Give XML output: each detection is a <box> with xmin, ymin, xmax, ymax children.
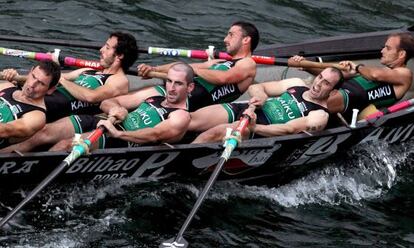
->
<box><xmin>289</xmin><ymin>133</ymin><xmax>352</xmax><ymax>166</ymax></box>
<box><xmin>64</xmin><ymin>152</ymin><xmax>180</xmax><ymax>181</ymax></box>
<box><xmin>192</xmin><ymin>145</ymin><xmax>281</xmax><ymax>171</ymax></box>
<box><xmin>360</xmin><ymin>124</ymin><xmax>414</xmax><ymax>144</ymax></box>
<box><xmin>0</xmin><ymin>160</ymin><xmax>40</xmax><ymax>174</ymax></box>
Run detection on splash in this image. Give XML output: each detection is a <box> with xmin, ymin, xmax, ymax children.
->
<box><xmin>238</xmin><ymin>141</ymin><xmax>412</xmax><ymax>207</ymax></box>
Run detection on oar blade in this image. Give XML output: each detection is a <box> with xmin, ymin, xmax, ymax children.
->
<box><xmin>160</xmin><ymin>237</ymin><xmax>188</xmax><ymax>248</ymax></box>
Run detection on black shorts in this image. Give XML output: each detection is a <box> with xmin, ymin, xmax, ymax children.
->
<box><xmin>45</xmin><ymin>91</ymin><xmax>100</xmax><ymax>122</ymax></box>
<box><xmin>69</xmin><ymin>114</ymin><xmax>140</xmax><ymax>149</ymax></box>
<box><xmin>222</xmin><ymin>102</ymin><xmax>270</xmax><ymax>125</ymax></box>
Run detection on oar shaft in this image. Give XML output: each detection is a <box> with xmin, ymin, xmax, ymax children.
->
<box><xmin>0</xmin><ymin>34</ymin><xmax>148</xmax><ymax>53</ymax></box>
<box><xmin>0</xmin><ymin>159</ymin><xmax>70</xmax><ymax>228</ymax></box>
<box><xmin>0</xmin><ymin>125</ymin><xmax>107</xmax><ymax>229</ymax></box>
<box><xmin>0</xmin><ymin>47</ymin><xmax>103</xmax><ymax>70</ymax></box>
<box><xmin>365</xmin><ymin>98</ymin><xmax>414</xmax><ymax>120</ymax></box>
<box><xmin>287</xmin><ymin>59</ymin><xmax>347</xmax><ymax>70</ymax></box>
<box><xmin>170</xmin><ymin>111</ymin><xmax>253</xmax><ymax>246</ymax></box>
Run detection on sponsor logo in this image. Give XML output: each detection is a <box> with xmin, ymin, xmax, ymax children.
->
<box><xmin>367</xmin><ymin>85</ymin><xmax>392</xmax><ymax>101</ymax></box>
<box><xmin>212</xmin><ymin>84</ymin><xmax>236</xmax><ymax>101</ymax></box>
<box><xmin>71</xmin><ymin>100</ymin><xmax>97</xmax><ymax>110</ymax></box>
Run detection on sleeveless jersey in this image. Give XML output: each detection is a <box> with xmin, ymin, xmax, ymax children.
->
<box><xmin>0</xmin><ymin>87</ymin><xmax>46</xmax><ymax>148</ymax></box>
<box><xmin>45</xmin><ymin>70</ymin><xmax>112</xmax><ymax>122</ymax></box>
<box><xmin>155</xmin><ymin>60</ymin><xmax>242</xmax><ymax>111</ymax></box>
<box><xmin>121</xmin><ymin>96</ymin><xmax>179</xmax><ymax>131</ymax></box>
<box><xmin>100</xmin><ymin>96</ymin><xmax>182</xmax><ymax>148</ymax></box>
<box><xmin>260</xmin><ymin>86</ymin><xmax>328</xmax><ymax>125</ymax></box>
<box><xmin>57</xmin><ymin>70</ymin><xmax>112</xmax><ymax>100</ymax></box>
<box><xmin>339</xmin><ymin>75</ymin><xmax>398</xmax><ymax>118</ymax></box>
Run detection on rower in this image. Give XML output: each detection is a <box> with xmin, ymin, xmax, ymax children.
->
<box><xmin>130</xmin><ymin>21</ymin><xmax>259</xmax><ymax>139</ymax></box>
<box><xmin>192</xmin><ymin>67</ymin><xmax>344</xmax><ymax>143</ymax></box>
<box><xmin>51</xmin><ymin>62</ymin><xmax>194</xmax><ymax>151</ymax></box>
<box><xmin>290</xmin><ymin>33</ymin><xmax>414</xmax><ymax>122</ymax></box>
<box><xmin>0</xmin><ymin>61</ymin><xmax>60</xmax><ymax>149</ymax></box>
<box><xmin>0</xmin><ymin>31</ymin><xmax>138</xmax><ymax>153</ymax></box>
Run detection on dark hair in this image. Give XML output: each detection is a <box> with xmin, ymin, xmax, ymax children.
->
<box><xmin>35</xmin><ymin>61</ymin><xmax>61</xmax><ymax>88</ymax></box>
<box><xmin>389</xmin><ymin>33</ymin><xmax>414</xmax><ymax>64</ymax></box>
<box><xmin>170</xmin><ymin>62</ymin><xmax>194</xmax><ymax>84</ymax></box>
<box><xmin>110</xmin><ymin>31</ymin><xmax>138</xmax><ymax>72</ymax></box>
<box><xmin>328</xmin><ymin>67</ymin><xmax>344</xmax><ymax>89</ymax></box>
<box><xmin>232</xmin><ymin>21</ymin><xmax>260</xmax><ymax>52</ymax></box>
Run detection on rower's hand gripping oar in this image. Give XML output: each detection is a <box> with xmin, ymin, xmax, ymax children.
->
<box><xmin>0</xmin><ymin>117</ymin><xmax>115</xmax><ymax>229</ymax></box>
<box><xmin>160</xmin><ymin>106</ymin><xmax>255</xmax><ymax>248</ymax></box>
<box><xmin>0</xmin><ymin>72</ymin><xmax>27</xmax><ymax>83</ymax></box>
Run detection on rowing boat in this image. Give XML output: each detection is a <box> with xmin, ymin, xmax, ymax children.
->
<box><xmin>0</xmin><ymin>26</ymin><xmax>414</xmax><ymax>189</ymax></box>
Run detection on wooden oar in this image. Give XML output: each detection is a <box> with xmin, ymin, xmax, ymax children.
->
<box><xmin>287</xmin><ymin>59</ymin><xmax>347</xmax><ymax>70</ymax></box>
<box><xmin>160</xmin><ymin>107</ymin><xmax>254</xmax><ymax>248</ymax></box>
<box><xmin>0</xmin><ymin>72</ymin><xmax>27</xmax><ymax>83</ymax></box>
<box><xmin>0</xmin><ymin>119</ymin><xmax>113</xmax><ymax>229</ymax></box>
<box><xmin>0</xmin><ymin>47</ymin><xmax>103</xmax><ymax>70</ymax></box>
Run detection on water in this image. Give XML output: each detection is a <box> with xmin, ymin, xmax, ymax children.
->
<box><xmin>1</xmin><ymin>0</ymin><xmax>414</xmax><ymax>247</ymax></box>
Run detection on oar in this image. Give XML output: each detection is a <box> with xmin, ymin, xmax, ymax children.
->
<box><xmin>287</xmin><ymin>59</ymin><xmax>347</xmax><ymax>70</ymax></box>
<box><xmin>0</xmin><ymin>47</ymin><xmax>103</xmax><ymax>70</ymax></box>
<box><xmin>0</xmin><ymin>34</ymin><xmax>148</xmax><ymax>53</ymax></box>
<box><xmin>365</xmin><ymin>98</ymin><xmax>414</xmax><ymax>120</ymax></box>
<box><xmin>148</xmin><ymin>46</ymin><xmax>290</xmax><ymax>65</ymax></box>
<box><xmin>0</xmin><ymin>72</ymin><xmax>27</xmax><ymax>83</ymax></box>
<box><xmin>148</xmin><ymin>46</ymin><xmax>351</xmax><ymax>68</ymax></box>
<box><xmin>160</xmin><ymin>108</ymin><xmax>254</xmax><ymax>248</ymax></box>
<box><xmin>0</xmin><ymin>119</ymin><xmax>113</xmax><ymax>229</ymax></box>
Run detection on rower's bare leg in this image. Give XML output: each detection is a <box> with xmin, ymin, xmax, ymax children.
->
<box><xmin>189</xmin><ymin>104</ymin><xmax>230</xmax><ymax>132</ymax></box>
<box><xmin>192</xmin><ymin>122</ymin><xmax>239</xmax><ymax>143</ymax></box>
<box><xmin>0</xmin><ymin>117</ymin><xmax>76</xmax><ymax>153</ymax></box>
<box><xmin>50</xmin><ymin>132</ymin><xmax>99</xmax><ymax>152</ymax></box>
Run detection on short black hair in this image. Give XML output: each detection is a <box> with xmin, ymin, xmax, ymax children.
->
<box><xmin>110</xmin><ymin>31</ymin><xmax>138</xmax><ymax>72</ymax></box>
<box><xmin>328</xmin><ymin>67</ymin><xmax>344</xmax><ymax>89</ymax></box>
<box><xmin>232</xmin><ymin>21</ymin><xmax>260</xmax><ymax>52</ymax></box>
<box><xmin>35</xmin><ymin>61</ymin><xmax>61</xmax><ymax>88</ymax></box>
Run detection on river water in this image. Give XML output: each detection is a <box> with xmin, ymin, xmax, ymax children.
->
<box><xmin>1</xmin><ymin>0</ymin><xmax>414</xmax><ymax>247</ymax></box>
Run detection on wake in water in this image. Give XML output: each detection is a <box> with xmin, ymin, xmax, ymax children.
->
<box><xmin>1</xmin><ymin>140</ymin><xmax>414</xmax><ymax>247</ymax></box>
<box><xmin>233</xmin><ymin>140</ymin><xmax>413</xmax><ymax>207</ymax></box>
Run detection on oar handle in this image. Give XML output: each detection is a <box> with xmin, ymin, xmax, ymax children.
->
<box><xmin>0</xmin><ymin>72</ymin><xmax>27</xmax><ymax>83</ymax></box>
<box><xmin>237</xmin><ymin>105</ymin><xmax>256</xmax><ymax>133</ymax></box>
<box><xmin>288</xmin><ymin>59</ymin><xmax>347</xmax><ymax>70</ymax></box>
<box><xmin>88</xmin><ymin>116</ymin><xmax>117</xmax><ymax>143</ymax></box>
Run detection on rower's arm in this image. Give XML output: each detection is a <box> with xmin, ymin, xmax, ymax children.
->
<box><xmin>252</xmin><ymin>110</ymin><xmax>328</xmax><ymax>137</ymax></box>
<box><xmin>61</xmin><ymin>68</ymin><xmax>91</xmax><ymax>81</ymax></box>
<box><xmin>0</xmin><ymin>111</ymin><xmax>46</xmax><ymax>139</ymax></box>
<box><xmin>357</xmin><ymin>65</ymin><xmax>412</xmax><ymax>87</ymax></box>
<box><xmin>59</xmin><ymin>73</ymin><xmax>128</xmax><ymax>103</ymax></box>
<box><xmin>112</xmin><ymin>110</ymin><xmax>190</xmax><ymax>144</ymax></box>
<box><xmin>192</xmin><ymin>58</ymin><xmax>256</xmax><ymax>86</ymax></box>
<box><xmin>248</xmin><ymin>77</ymin><xmax>306</xmax><ymax>106</ymax></box>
